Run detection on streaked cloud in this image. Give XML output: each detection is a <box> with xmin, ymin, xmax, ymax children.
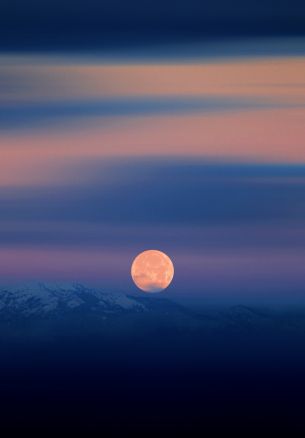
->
<box><xmin>0</xmin><ymin>96</ymin><xmax>277</xmax><ymax>131</ymax></box>
<box><xmin>1</xmin><ymin>47</ymin><xmax>305</xmax><ymax>300</ymax></box>
<box><xmin>1</xmin><ymin>56</ymin><xmax>305</xmax><ymax>104</ymax></box>
<box><xmin>1</xmin><ymin>107</ymin><xmax>305</xmax><ymax>188</ymax></box>
<box><xmin>1</xmin><ymin>159</ymin><xmax>305</xmax><ymax>226</ymax></box>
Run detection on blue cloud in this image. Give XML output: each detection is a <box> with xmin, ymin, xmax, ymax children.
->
<box><xmin>1</xmin><ymin>160</ymin><xmax>305</xmax><ymax>228</ymax></box>
<box><xmin>0</xmin><ymin>97</ymin><xmax>281</xmax><ymax>131</ymax></box>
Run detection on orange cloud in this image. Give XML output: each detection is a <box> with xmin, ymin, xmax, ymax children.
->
<box><xmin>1</xmin><ymin>54</ymin><xmax>305</xmax><ymax>187</ymax></box>
<box><xmin>1</xmin><ymin>107</ymin><xmax>304</xmax><ymax>187</ymax></box>
<box><xmin>1</xmin><ymin>56</ymin><xmax>305</xmax><ymax>104</ymax></box>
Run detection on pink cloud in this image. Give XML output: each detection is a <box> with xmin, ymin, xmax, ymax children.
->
<box><xmin>1</xmin><ymin>107</ymin><xmax>305</xmax><ymax>187</ymax></box>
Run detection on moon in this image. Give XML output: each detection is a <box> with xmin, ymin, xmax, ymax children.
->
<box><xmin>131</xmin><ymin>250</ymin><xmax>174</xmax><ymax>293</ymax></box>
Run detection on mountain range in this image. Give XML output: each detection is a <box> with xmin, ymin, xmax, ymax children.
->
<box><xmin>0</xmin><ymin>282</ymin><xmax>305</xmax><ymax>341</ymax></box>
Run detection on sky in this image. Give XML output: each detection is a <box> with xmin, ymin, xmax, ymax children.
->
<box><xmin>1</xmin><ymin>2</ymin><xmax>305</xmax><ymax>304</ymax></box>
<box><xmin>1</xmin><ymin>0</ymin><xmax>305</xmax><ymax>50</ymax></box>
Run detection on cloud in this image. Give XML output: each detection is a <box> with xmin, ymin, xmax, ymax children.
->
<box><xmin>0</xmin><ymin>97</ymin><xmax>282</xmax><ymax>131</ymax></box>
<box><xmin>1</xmin><ymin>55</ymin><xmax>305</xmax><ymax>132</ymax></box>
<box><xmin>1</xmin><ymin>158</ymin><xmax>305</xmax><ymax>296</ymax></box>
<box><xmin>1</xmin><ymin>159</ymin><xmax>305</xmax><ymax>228</ymax></box>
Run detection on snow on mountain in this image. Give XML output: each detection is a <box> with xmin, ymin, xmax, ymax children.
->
<box><xmin>1</xmin><ymin>283</ymin><xmax>305</xmax><ymax>339</ymax></box>
<box><xmin>0</xmin><ymin>282</ymin><xmax>147</xmax><ymax>319</ymax></box>
<box><xmin>0</xmin><ymin>282</ymin><xmax>200</xmax><ymax>340</ymax></box>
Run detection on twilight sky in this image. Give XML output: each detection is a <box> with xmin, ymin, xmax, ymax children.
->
<box><xmin>1</xmin><ymin>0</ymin><xmax>305</xmax><ymax>50</ymax></box>
<box><xmin>1</xmin><ymin>2</ymin><xmax>305</xmax><ymax>303</ymax></box>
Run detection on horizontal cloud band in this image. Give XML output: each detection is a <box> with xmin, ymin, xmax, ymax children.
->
<box><xmin>1</xmin><ymin>159</ymin><xmax>305</xmax><ymax>228</ymax></box>
<box><xmin>0</xmin><ymin>97</ymin><xmax>284</xmax><ymax>130</ymax></box>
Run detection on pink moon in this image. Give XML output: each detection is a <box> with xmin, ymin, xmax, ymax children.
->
<box><xmin>131</xmin><ymin>250</ymin><xmax>174</xmax><ymax>293</ymax></box>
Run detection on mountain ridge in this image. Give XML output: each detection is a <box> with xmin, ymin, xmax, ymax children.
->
<box><xmin>1</xmin><ymin>282</ymin><xmax>305</xmax><ymax>340</ymax></box>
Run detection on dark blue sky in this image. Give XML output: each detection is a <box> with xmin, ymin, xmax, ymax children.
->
<box><xmin>1</xmin><ymin>0</ymin><xmax>305</xmax><ymax>50</ymax></box>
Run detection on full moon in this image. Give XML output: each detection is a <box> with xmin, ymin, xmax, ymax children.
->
<box><xmin>131</xmin><ymin>250</ymin><xmax>174</xmax><ymax>293</ymax></box>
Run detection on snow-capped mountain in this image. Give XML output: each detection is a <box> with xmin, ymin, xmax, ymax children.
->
<box><xmin>1</xmin><ymin>283</ymin><xmax>305</xmax><ymax>341</ymax></box>
<box><xmin>0</xmin><ymin>282</ymin><xmax>198</xmax><ymax>338</ymax></box>
<box><xmin>0</xmin><ymin>282</ymin><xmax>148</xmax><ymax>318</ymax></box>
<box><xmin>0</xmin><ymin>282</ymin><xmax>196</xmax><ymax>340</ymax></box>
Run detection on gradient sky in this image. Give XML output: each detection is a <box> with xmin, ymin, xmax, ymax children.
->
<box><xmin>1</xmin><ymin>3</ymin><xmax>305</xmax><ymax>303</ymax></box>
